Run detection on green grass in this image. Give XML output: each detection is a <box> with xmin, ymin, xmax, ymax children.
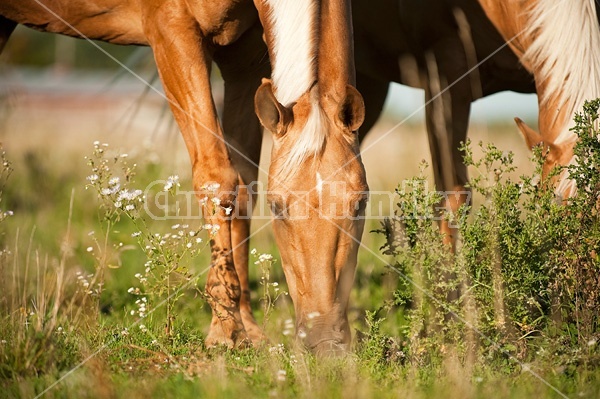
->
<box><xmin>0</xmin><ymin>94</ymin><xmax>599</xmax><ymax>398</ymax></box>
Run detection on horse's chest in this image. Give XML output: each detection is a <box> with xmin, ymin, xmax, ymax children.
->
<box><xmin>187</xmin><ymin>0</ymin><xmax>257</xmax><ymax>46</ymax></box>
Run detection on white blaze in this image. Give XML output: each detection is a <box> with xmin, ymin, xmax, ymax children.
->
<box><xmin>316</xmin><ymin>172</ymin><xmax>323</xmax><ymax>195</ymax></box>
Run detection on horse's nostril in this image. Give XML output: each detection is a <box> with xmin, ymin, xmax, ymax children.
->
<box><xmin>313</xmin><ymin>340</ymin><xmax>348</xmax><ymax>358</ymax></box>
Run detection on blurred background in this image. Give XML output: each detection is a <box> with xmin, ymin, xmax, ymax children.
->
<box><xmin>0</xmin><ymin>26</ymin><xmax>540</xmax><ymax>187</ymax></box>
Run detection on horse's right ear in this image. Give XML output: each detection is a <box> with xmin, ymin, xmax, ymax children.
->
<box><xmin>515</xmin><ymin>117</ymin><xmax>543</xmax><ymax>149</ymax></box>
<box><xmin>255</xmin><ymin>79</ymin><xmax>292</xmax><ymax>135</ymax></box>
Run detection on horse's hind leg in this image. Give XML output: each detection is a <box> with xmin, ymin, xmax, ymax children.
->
<box><xmin>424</xmin><ymin>49</ymin><xmax>472</xmax><ymax>249</ymax></box>
<box><xmin>213</xmin><ymin>21</ymin><xmax>270</xmax><ymax>345</ymax></box>
<box><xmin>0</xmin><ymin>17</ymin><xmax>17</xmax><ymax>55</ymax></box>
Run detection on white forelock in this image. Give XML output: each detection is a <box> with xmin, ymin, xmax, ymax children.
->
<box><xmin>265</xmin><ymin>0</ymin><xmax>318</xmax><ymax>107</ymax></box>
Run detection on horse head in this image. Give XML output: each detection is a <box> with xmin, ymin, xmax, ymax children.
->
<box><xmin>255</xmin><ymin>79</ymin><xmax>366</xmax><ymax>355</ymax></box>
<box><xmin>515</xmin><ymin>117</ymin><xmax>576</xmax><ymax>198</ymax></box>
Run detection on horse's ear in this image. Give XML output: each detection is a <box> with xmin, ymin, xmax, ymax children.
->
<box><xmin>339</xmin><ymin>85</ymin><xmax>365</xmax><ymax>132</ymax></box>
<box><xmin>255</xmin><ymin>79</ymin><xmax>292</xmax><ymax>135</ymax></box>
<box><xmin>515</xmin><ymin>117</ymin><xmax>543</xmax><ymax>149</ymax></box>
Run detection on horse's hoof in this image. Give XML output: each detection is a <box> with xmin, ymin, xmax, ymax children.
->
<box><xmin>241</xmin><ymin>313</ymin><xmax>270</xmax><ymax>346</ymax></box>
<box><xmin>205</xmin><ymin>331</ymin><xmax>251</xmax><ymax>350</ymax></box>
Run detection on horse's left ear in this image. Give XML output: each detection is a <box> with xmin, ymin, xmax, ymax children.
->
<box><xmin>339</xmin><ymin>85</ymin><xmax>365</xmax><ymax>132</ymax></box>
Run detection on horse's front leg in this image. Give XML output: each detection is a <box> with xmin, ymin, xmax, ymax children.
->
<box><xmin>143</xmin><ymin>7</ymin><xmax>248</xmax><ymax>348</ymax></box>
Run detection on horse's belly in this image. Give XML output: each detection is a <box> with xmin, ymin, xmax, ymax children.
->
<box><xmin>0</xmin><ymin>0</ymin><xmax>147</xmax><ymax>45</ymax></box>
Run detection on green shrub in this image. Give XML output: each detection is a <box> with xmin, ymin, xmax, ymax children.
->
<box><xmin>375</xmin><ymin>100</ymin><xmax>600</xmax><ymax>367</ymax></box>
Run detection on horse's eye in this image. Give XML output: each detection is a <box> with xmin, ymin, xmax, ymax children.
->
<box><xmin>352</xmin><ymin>197</ymin><xmax>368</xmax><ymax>218</ymax></box>
<box><xmin>270</xmin><ymin>201</ymin><xmax>288</xmax><ymax>219</ymax></box>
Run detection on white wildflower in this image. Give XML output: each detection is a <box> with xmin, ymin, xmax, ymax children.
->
<box><xmin>206</xmin><ymin>183</ymin><xmax>220</xmax><ymax>192</ymax></box>
<box><xmin>86</xmin><ymin>247</ymin><xmax>93</xmax><ymax>253</ymax></box>
<box><xmin>164</xmin><ymin>175</ymin><xmax>180</xmax><ymax>191</ymax></box>
<box><xmin>307</xmin><ymin>311</ymin><xmax>320</xmax><ymax>320</ymax></box>
<box><xmin>86</xmin><ymin>174</ymin><xmax>99</xmax><ymax>183</ymax></box>
<box><xmin>258</xmin><ymin>253</ymin><xmax>273</xmax><ymax>263</ymax></box>
<box><xmin>108</xmin><ymin>177</ymin><xmax>120</xmax><ymax>186</ymax></box>
<box><xmin>277</xmin><ymin>370</ymin><xmax>287</xmax><ymax>382</ymax></box>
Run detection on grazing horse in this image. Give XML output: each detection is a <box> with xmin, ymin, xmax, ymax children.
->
<box><xmin>352</xmin><ymin>0</ymin><xmax>535</xmax><ymax>244</ymax></box>
<box><xmin>477</xmin><ymin>0</ymin><xmax>600</xmax><ymax>196</ymax></box>
<box><xmin>0</xmin><ymin>0</ymin><xmax>367</xmax><ymax>354</ymax></box>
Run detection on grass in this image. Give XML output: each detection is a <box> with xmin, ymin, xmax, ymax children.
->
<box><xmin>0</xmin><ymin>82</ymin><xmax>599</xmax><ymax>398</ymax></box>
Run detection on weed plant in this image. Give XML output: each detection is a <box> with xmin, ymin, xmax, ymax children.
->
<box><xmin>375</xmin><ymin>100</ymin><xmax>600</xmax><ymax>375</ymax></box>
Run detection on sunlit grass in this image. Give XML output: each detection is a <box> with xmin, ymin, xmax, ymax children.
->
<box><xmin>0</xmin><ymin>90</ymin><xmax>598</xmax><ymax>398</ymax></box>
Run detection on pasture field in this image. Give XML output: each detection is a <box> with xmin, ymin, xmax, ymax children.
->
<box><xmin>0</xmin><ymin>76</ymin><xmax>599</xmax><ymax>399</ymax></box>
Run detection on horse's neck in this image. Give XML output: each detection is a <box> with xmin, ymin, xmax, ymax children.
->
<box><xmin>477</xmin><ymin>0</ymin><xmax>535</xmax><ymax>60</ymax></box>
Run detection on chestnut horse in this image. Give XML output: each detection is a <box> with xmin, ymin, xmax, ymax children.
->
<box><xmin>478</xmin><ymin>0</ymin><xmax>600</xmax><ymax>196</ymax></box>
<box><xmin>353</xmin><ymin>0</ymin><xmax>535</xmax><ymax>243</ymax></box>
<box><xmin>0</xmin><ymin>0</ymin><xmax>367</xmax><ymax>354</ymax></box>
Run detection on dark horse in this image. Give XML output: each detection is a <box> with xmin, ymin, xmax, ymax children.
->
<box><xmin>353</xmin><ymin>0</ymin><xmax>536</xmax><ymax>243</ymax></box>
